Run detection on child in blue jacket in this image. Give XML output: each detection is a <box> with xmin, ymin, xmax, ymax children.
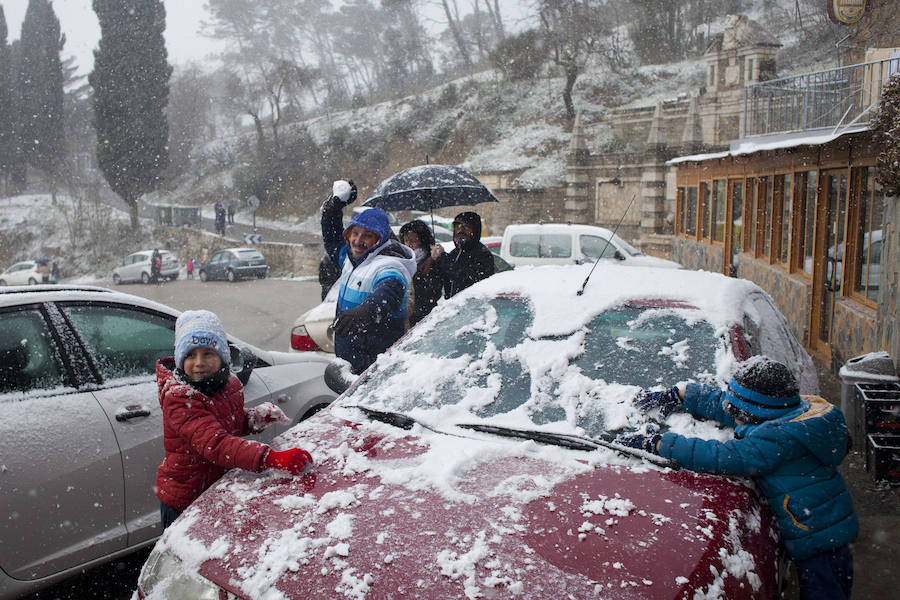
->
<box><xmin>615</xmin><ymin>356</ymin><xmax>858</xmax><ymax>600</ymax></box>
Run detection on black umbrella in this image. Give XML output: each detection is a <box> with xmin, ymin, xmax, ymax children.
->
<box><xmin>362</xmin><ymin>164</ymin><xmax>499</xmax><ymax>212</ymax></box>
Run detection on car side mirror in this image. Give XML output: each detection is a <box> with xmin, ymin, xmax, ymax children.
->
<box><xmin>614</xmin><ymin>250</ymin><xmax>626</xmax><ymax>261</ymax></box>
<box><xmin>229</xmin><ymin>344</ymin><xmax>256</xmax><ymax>385</ymax></box>
<box><xmin>324</xmin><ymin>360</ymin><xmax>354</xmax><ymax>395</ymax></box>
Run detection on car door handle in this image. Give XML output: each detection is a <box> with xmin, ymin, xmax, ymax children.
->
<box><xmin>116</xmin><ymin>408</ymin><xmax>151</xmax><ymax>421</ymax></box>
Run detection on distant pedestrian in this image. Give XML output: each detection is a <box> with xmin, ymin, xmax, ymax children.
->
<box><xmin>186</xmin><ymin>258</ymin><xmax>195</xmax><ymax>280</ymax></box>
<box><xmin>215</xmin><ymin>203</ymin><xmax>227</xmax><ymax>236</ymax></box>
<box><xmin>151</xmin><ymin>249</ymin><xmax>162</xmax><ymax>285</ymax></box>
<box><xmin>227</xmin><ymin>200</ymin><xmax>236</xmax><ymax>224</ymax></box>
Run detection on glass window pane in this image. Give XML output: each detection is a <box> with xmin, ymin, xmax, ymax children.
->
<box><xmin>760</xmin><ymin>176</ymin><xmax>772</xmax><ymax>257</ymax></box>
<box><xmin>746</xmin><ymin>178</ymin><xmax>758</xmax><ymax>253</ymax></box>
<box><xmin>581</xmin><ymin>235</ymin><xmax>618</xmax><ymax>259</ymax></box>
<box><xmin>712</xmin><ymin>180</ymin><xmax>726</xmax><ymax>242</ymax></box>
<box><xmin>509</xmin><ymin>234</ymin><xmax>540</xmax><ymax>258</ymax></box>
<box><xmin>0</xmin><ymin>308</ymin><xmax>66</xmax><ymax>394</ymax></box>
<box><xmin>799</xmin><ymin>171</ymin><xmax>817</xmax><ymax>275</ymax></box>
<box><xmin>539</xmin><ymin>234</ymin><xmax>572</xmax><ymax>258</ymax></box>
<box><xmin>685</xmin><ymin>187</ymin><xmax>698</xmax><ymax>236</ymax></box>
<box><xmin>62</xmin><ymin>304</ymin><xmax>176</xmax><ymax>381</ymax></box>
<box><xmin>731</xmin><ymin>180</ymin><xmax>743</xmax><ymax>264</ymax></box>
<box><xmin>780</xmin><ymin>174</ymin><xmax>792</xmax><ymax>264</ymax></box>
<box><xmin>855</xmin><ymin>167</ymin><xmax>884</xmax><ymax>301</ymax></box>
<box><xmin>700</xmin><ymin>181</ymin><xmax>711</xmax><ymax>239</ymax></box>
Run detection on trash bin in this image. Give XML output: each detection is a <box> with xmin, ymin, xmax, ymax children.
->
<box><xmin>838</xmin><ymin>351</ymin><xmax>899</xmax><ymax>445</ymax></box>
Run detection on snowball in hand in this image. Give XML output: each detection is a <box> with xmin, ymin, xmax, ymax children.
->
<box><xmin>333</xmin><ymin>180</ymin><xmax>353</xmax><ymax>203</ymax></box>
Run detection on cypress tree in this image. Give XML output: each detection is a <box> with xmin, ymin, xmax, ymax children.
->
<box><xmin>18</xmin><ymin>0</ymin><xmax>65</xmax><ymax>202</ymax></box>
<box><xmin>19</xmin><ymin>0</ymin><xmax>65</xmax><ymax>203</ymax></box>
<box><xmin>0</xmin><ymin>7</ymin><xmax>11</xmax><ymax>194</ymax></box>
<box><xmin>90</xmin><ymin>0</ymin><xmax>171</xmax><ymax>231</ymax></box>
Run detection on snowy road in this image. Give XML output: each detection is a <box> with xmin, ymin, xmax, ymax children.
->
<box><xmin>114</xmin><ymin>276</ymin><xmax>324</xmax><ymax>351</ymax></box>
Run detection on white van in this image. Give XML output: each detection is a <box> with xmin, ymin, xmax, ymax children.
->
<box><xmin>500</xmin><ymin>223</ymin><xmax>682</xmax><ymax>269</ymax></box>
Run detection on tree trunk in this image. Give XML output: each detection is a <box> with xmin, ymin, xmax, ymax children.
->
<box><xmin>126</xmin><ymin>195</ymin><xmax>140</xmax><ymax>232</ymax></box>
<box><xmin>441</xmin><ymin>0</ymin><xmax>472</xmax><ymax>66</ymax></box>
<box><xmin>563</xmin><ymin>65</ymin><xmax>579</xmax><ymax>122</ymax></box>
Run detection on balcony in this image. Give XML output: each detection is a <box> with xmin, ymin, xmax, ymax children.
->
<box><xmin>743</xmin><ymin>57</ymin><xmax>900</xmax><ymax>136</ymax></box>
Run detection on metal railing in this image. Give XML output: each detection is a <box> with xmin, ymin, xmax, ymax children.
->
<box><xmin>744</xmin><ymin>57</ymin><xmax>900</xmax><ymax>136</ymax></box>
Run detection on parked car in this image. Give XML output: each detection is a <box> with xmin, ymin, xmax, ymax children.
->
<box><xmin>112</xmin><ymin>250</ymin><xmax>179</xmax><ymax>284</ymax></box>
<box><xmin>0</xmin><ymin>285</ymin><xmax>336</xmax><ymax>600</ymax></box>
<box><xmin>136</xmin><ymin>265</ymin><xmax>816</xmax><ymax>600</ymax></box>
<box><xmin>290</xmin><ymin>249</ymin><xmax>514</xmax><ymax>353</ymax></box>
<box><xmin>0</xmin><ymin>260</ymin><xmax>56</xmax><ymax>286</ymax></box>
<box><xmin>501</xmin><ymin>223</ymin><xmax>682</xmax><ymax>269</ymax></box>
<box><xmin>198</xmin><ymin>247</ymin><xmax>268</xmax><ymax>282</ymax></box>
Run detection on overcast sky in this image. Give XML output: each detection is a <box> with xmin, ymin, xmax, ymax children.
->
<box><xmin>3</xmin><ymin>1</ymin><xmax>533</xmax><ymax>78</ymax></box>
<box><xmin>3</xmin><ymin>1</ymin><xmax>220</xmax><ymax>75</ymax></box>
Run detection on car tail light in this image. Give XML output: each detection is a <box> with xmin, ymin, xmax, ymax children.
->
<box><xmin>291</xmin><ymin>325</ymin><xmax>320</xmax><ymax>351</ymax></box>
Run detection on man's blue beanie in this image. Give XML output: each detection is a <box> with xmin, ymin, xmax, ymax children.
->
<box><xmin>343</xmin><ymin>208</ymin><xmax>392</xmax><ymax>248</ymax></box>
<box><xmin>174</xmin><ymin>310</ymin><xmax>230</xmax><ymax>369</ymax></box>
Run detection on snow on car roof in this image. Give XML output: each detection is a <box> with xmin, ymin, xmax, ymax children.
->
<box><xmin>448</xmin><ymin>263</ymin><xmax>758</xmax><ymax>339</ymax></box>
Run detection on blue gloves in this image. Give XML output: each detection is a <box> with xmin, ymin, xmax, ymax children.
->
<box><xmin>634</xmin><ymin>385</ymin><xmax>682</xmax><ymax>417</ymax></box>
<box><xmin>614</xmin><ymin>431</ymin><xmax>662</xmax><ymax>454</ymax></box>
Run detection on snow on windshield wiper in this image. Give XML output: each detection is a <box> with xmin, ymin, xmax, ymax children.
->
<box><xmin>457</xmin><ymin>423</ymin><xmax>674</xmax><ymax>466</ymax></box>
<box><xmin>456</xmin><ymin>424</ymin><xmax>601</xmax><ymax>451</ymax></box>
<box><xmin>353</xmin><ymin>406</ymin><xmax>418</xmax><ymax>430</ymax></box>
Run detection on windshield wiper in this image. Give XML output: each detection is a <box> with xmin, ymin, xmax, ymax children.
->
<box><xmin>457</xmin><ymin>423</ymin><xmax>674</xmax><ymax>466</ymax></box>
<box><xmin>353</xmin><ymin>406</ymin><xmax>418</xmax><ymax>430</ymax></box>
<box><xmin>456</xmin><ymin>424</ymin><xmax>602</xmax><ymax>451</ymax></box>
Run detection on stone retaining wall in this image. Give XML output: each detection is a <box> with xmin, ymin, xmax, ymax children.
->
<box><xmin>157</xmin><ymin>226</ymin><xmax>323</xmax><ymax>277</ymax></box>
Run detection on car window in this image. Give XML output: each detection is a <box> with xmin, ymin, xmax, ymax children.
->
<box><xmin>0</xmin><ymin>307</ymin><xmax>66</xmax><ymax>394</ymax></box>
<box><xmin>61</xmin><ymin>304</ymin><xmax>175</xmax><ymax>381</ymax></box>
<box><xmin>347</xmin><ymin>298</ymin><xmax>719</xmax><ymax>438</ymax></box>
<box><xmin>236</xmin><ymin>250</ymin><xmax>262</xmax><ymax>259</ymax></box>
<box><xmin>509</xmin><ymin>233</ymin><xmax>572</xmax><ymax>258</ymax></box>
<box><xmin>580</xmin><ymin>235</ymin><xmax>618</xmax><ymax>259</ymax></box>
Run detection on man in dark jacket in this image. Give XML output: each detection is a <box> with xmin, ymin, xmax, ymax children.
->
<box><xmin>431</xmin><ymin>211</ymin><xmax>494</xmax><ymax>298</ymax></box>
<box><xmin>322</xmin><ymin>180</ymin><xmax>416</xmax><ymax>374</ymax></box>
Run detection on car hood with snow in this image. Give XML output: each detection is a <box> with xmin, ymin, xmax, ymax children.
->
<box><xmin>139</xmin><ymin>410</ymin><xmax>781</xmax><ymax>599</ymax></box>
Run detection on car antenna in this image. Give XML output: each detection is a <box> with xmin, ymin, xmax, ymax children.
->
<box><xmin>576</xmin><ymin>193</ymin><xmax>637</xmax><ymax>296</ymax></box>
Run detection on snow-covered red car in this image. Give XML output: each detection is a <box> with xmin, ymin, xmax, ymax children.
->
<box><xmin>137</xmin><ymin>265</ymin><xmax>817</xmax><ymax>599</ymax></box>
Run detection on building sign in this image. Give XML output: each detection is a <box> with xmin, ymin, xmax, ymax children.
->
<box><xmin>827</xmin><ymin>0</ymin><xmax>867</xmax><ymax>24</ymax></box>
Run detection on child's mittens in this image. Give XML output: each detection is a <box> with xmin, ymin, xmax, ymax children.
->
<box><xmin>247</xmin><ymin>402</ymin><xmax>292</xmax><ymax>433</ymax></box>
<box><xmin>265</xmin><ymin>448</ymin><xmax>314</xmax><ymax>475</ymax></box>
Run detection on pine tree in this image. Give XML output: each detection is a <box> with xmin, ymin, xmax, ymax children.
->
<box><xmin>90</xmin><ymin>0</ymin><xmax>171</xmax><ymax>231</ymax></box>
<box><xmin>18</xmin><ymin>0</ymin><xmax>65</xmax><ymax>202</ymax></box>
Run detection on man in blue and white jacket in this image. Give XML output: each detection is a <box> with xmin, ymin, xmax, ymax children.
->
<box><xmin>321</xmin><ymin>180</ymin><xmax>416</xmax><ymax>374</ymax></box>
<box><xmin>615</xmin><ymin>356</ymin><xmax>858</xmax><ymax>600</ymax></box>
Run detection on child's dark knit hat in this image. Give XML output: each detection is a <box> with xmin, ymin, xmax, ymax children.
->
<box><xmin>726</xmin><ymin>356</ymin><xmax>801</xmax><ymax>420</ymax></box>
<box><xmin>174</xmin><ymin>310</ymin><xmax>229</xmax><ymax>369</ymax></box>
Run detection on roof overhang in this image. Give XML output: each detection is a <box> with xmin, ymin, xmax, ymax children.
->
<box><xmin>667</xmin><ymin>123</ymin><xmax>871</xmax><ymax>165</ymax></box>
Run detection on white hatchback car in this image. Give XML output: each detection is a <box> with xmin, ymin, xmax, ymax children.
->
<box><xmin>501</xmin><ymin>223</ymin><xmax>682</xmax><ymax>269</ymax></box>
<box><xmin>112</xmin><ymin>250</ymin><xmax>180</xmax><ymax>284</ymax></box>
<box><xmin>0</xmin><ymin>261</ymin><xmax>51</xmax><ymax>286</ymax></box>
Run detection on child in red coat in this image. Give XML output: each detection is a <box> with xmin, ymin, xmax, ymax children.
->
<box><xmin>155</xmin><ymin>310</ymin><xmax>313</xmax><ymax>530</ymax></box>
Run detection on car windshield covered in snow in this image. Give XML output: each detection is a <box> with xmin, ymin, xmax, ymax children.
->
<box><xmin>345</xmin><ymin>295</ymin><xmax>719</xmax><ymax>439</ymax></box>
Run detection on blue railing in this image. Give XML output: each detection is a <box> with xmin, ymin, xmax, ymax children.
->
<box><xmin>744</xmin><ymin>57</ymin><xmax>900</xmax><ymax>136</ymax></box>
